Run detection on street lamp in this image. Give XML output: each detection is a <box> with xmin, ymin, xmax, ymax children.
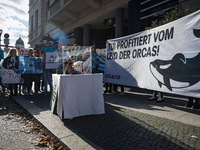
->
<box><xmin>40</xmin><ymin>34</ymin><xmax>55</xmax><ymax>46</ymax></box>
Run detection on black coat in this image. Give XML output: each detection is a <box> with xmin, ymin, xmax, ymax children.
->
<box><xmin>2</xmin><ymin>56</ymin><xmax>19</xmax><ymax>69</ymax></box>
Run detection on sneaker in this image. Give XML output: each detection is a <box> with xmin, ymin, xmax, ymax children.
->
<box><xmin>156</xmin><ymin>97</ymin><xmax>164</xmax><ymax>102</ymax></box>
<box><xmin>148</xmin><ymin>96</ymin><xmax>157</xmax><ymax>101</ymax></box>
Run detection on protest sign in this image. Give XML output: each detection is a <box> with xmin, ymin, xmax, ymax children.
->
<box><xmin>1</xmin><ymin>69</ymin><xmax>21</xmax><ymax>84</ymax></box>
<box><xmin>96</xmin><ymin>48</ymin><xmax>106</xmax><ymax>56</ymax></box>
<box><xmin>45</xmin><ymin>52</ymin><xmax>58</xmax><ymax>69</ymax></box>
<box><xmin>18</xmin><ymin>56</ymin><xmax>43</xmax><ymax>74</ymax></box>
<box><xmin>55</xmin><ymin>51</ymin><xmax>63</xmax><ymax>74</ymax></box>
<box><xmin>19</xmin><ymin>48</ymin><xmax>28</xmax><ymax>56</ymax></box>
<box><xmin>95</xmin><ymin>48</ymin><xmax>106</xmax><ymax>73</ymax></box>
<box><xmin>105</xmin><ymin>10</ymin><xmax>200</xmax><ymax>98</ymax></box>
<box><xmin>73</xmin><ymin>61</ymin><xmax>83</xmax><ymax>73</ymax></box>
<box><xmin>62</xmin><ymin>46</ymin><xmax>92</xmax><ymax>74</ymax></box>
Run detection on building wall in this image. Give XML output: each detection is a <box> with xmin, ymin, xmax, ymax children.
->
<box><xmin>28</xmin><ymin>0</ymin><xmax>200</xmax><ymax>48</ymax></box>
<box><xmin>28</xmin><ymin>0</ymin><xmax>56</xmax><ymax>47</ymax></box>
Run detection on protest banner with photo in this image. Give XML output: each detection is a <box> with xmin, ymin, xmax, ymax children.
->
<box><xmin>1</xmin><ymin>69</ymin><xmax>21</xmax><ymax>84</ymax></box>
<box><xmin>95</xmin><ymin>48</ymin><xmax>106</xmax><ymax>73</ymax></box>
<box><xmin>73</xmin><ymin>61</ymin><xmax>83</xmax><ymax>73</ymax></box>
<box><xmin>18</xmin><ymin>56</ymin><xmax>43</xmax><ymax>74</ymax></box>
<box><xmin>62</xmin><ymin>46</ymin><xmax>92</xmax><ymax>74</ymax></box>
<box><xmin>104</xmin><ymin>10</ymin><xmax>200</xmax><ymax>98</ymax></box>
<box><xmin>96</xmin><ymin>48</ymin><xmax>106</xmax><ymax>56</ymax></box>
<box><xmin>45</xmin><ymin>52</ymin><xmax>58</xmax><ymax>69</ymax></box>
<box><xmin>55</xmin><ymin>51</ymin><xmax>63</xmax><ymax>74</ymax></box>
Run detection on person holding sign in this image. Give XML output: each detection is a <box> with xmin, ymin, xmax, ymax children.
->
<box><xmin>43</xmin><ymin>51</ymin><xmax>53</xmax><ymax>94</ymax></box>
<box><xmin>23</xmin><ymin>48</ymin><xmax>33</xmax><ymax>95</ymax></box>
<box><xmin>32</xmin><ymin>50</ymin><xmax>41</xmax><ymax>94</ymax></box>
<box><xmin>91</xmin><ymin>45</ymin><xmax>99</xmax><ymax>73</ymax></box>
<box><xmin>2</xmin><ymin>48</ymin><xmax>19</xmax><ymax>96</ymax></box>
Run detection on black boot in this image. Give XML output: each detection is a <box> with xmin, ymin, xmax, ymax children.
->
<box><xmin>193</xmin><ymin>99</ymin><xmax>200</xmax><ymax>109</ymax></box>
<box><xmin>186</xmin><ymin>97</ymin><xmax>193</xmax><ymax>107</ymax></box>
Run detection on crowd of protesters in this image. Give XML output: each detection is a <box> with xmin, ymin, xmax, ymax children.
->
<box><xmin>0</xmin><ymin>48</ymin><xmax>53</xmax><ymax>96</ymax></box>
<box><xmin>0</xmin><ymin>45</ymin><xmax>199</xmax><ymax>109</ymax></box>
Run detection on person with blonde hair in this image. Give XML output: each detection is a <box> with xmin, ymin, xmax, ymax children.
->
<box><xmin>2</xmin><ymin>48</ymin><xmax>19</xmax><ymax>96</ymax></box>
<box><xmin>3</xmin><ymin>48</ymin><xmax>19</xmax><ymax>69</ymax></box>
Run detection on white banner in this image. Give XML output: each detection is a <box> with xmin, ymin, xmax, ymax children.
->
<box><xmin>105</xmin><ymin>10</ymin><xmax>200</xmax><ymax>98</ymax></box>
<box><xmin>1</xmin><ymin>69</ymin><xmax>21</xmax><ymax>84</ymax></box>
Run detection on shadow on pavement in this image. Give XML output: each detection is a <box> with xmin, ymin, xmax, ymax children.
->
<box><xmin>21</xmin><ymin>93</ymin><xmax>51</xmax><ymax>112</ymax></box>
<box><xmin>104</xmin><ymin>89</ymin><xmax>200</xmax><ymax>116</ymax></box>
<box><xmin>12</xmin><ymin>92</ymin><xmax>200</xmax><ymax>150</ymax></box>
<box><xmin>62</xmin><ymin>103</ymin><xmax>197</xmax><ymax>150</ymax></box>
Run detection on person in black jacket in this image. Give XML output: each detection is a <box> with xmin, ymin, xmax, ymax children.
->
<box><xmin>2</xmin><ymin>48</ymin><xmax>19</xmax><ymax>96</ymax></box>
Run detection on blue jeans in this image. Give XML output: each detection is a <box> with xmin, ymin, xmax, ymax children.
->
<box><xmin>43</xmin><ymin>69</ymin><xmax>53</xmax><ymax>92</ymax></box>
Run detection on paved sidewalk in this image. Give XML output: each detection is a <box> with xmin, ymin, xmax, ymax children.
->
<box><xmin>13</xmin><ymin>90</ymin><xmax>200</xmax><ymax>150</ymax></box>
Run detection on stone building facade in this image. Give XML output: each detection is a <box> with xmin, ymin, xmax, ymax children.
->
<box><xmin>28</xmin><ymin>0</ymin><xmax>200</xmax><ymax>48</ymax></box>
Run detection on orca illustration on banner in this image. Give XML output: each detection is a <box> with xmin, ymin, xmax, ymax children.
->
<box><xmin>150</xmin><ymin>27</ymin><xmax>200</xmax><ymax>91</ymax></box>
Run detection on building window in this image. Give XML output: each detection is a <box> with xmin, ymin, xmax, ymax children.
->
<box><xmin>50</xmin><ymin>0</ymin><xmax>60</xmax><ymax>16</ymax></box>
<box><xmin>49</xmin><ymin>0</ymin><xmax>56</xmax><ymax>6</ymax></box>
<box><xmin>31</xmin><ymin>15</ymin><xmax>34</xmax><ymax>32</ymax></box>
<box><xmin>35</xmin><ymin>10</ymin><xmax>38</xmax><ymax>28</ymax></box>
<box><xmin>45</xmin><ymin>1</ymin><xmax>50</xmax><ymax>21</ymax></box>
